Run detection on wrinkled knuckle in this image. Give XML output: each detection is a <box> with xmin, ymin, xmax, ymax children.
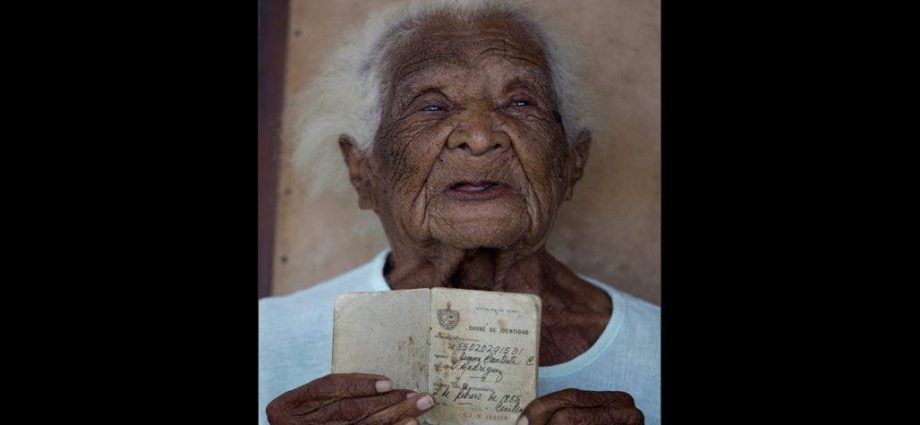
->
<box><xmin>333</xmin><ymin>398</ymin><xmax>369</xmax><ymax>422</ymax></box>
<box><xmin>549</xmin><ymin>409</ymin><xmax>584</xmax><ymax>425</ymax></box>
<box><xmin>610</xmin><ymin>391</ymin><xmax>636</xmax><ymax>407</ymax></box>
<box><xmin>356</xmin><ymin>414</ymin><xmax>383</xmax><ymax>425</ymax></box>
<box><xmin>399</xmin><ymin>416</ymin><xmax>420</xmax><ymax>425</ymax></box>
<box><xmin>624</xmin><ymin>407</ymin><xmax>644</xmax><ymax>425</ymax></box>
<box><xmin>266</xmin><ymin>397</ymin><xmax>296</xmax><ymax>425</ymax></box>
<box><xmin>554</xmin><ymin>388</ymin><xmax>583</xmax><ymax>404</ymax></box>
<box><xmin>581</xmin><ymin>391</ymin><xmax>608</xmax><ymax>405</ymax></box>
<box><xmin>559</xmin><ymin>388</ymin><xmax>581</xmax><ymax>397</ymax></box>
<box><xmin>316</xmin><ymin>374</ymin><xmax>338</xmax><ymax>386</ymax></box>
<box><xmin>312</xmin><ymin>375</ymin><xmax>339</xmax><ymax>396</ymax></box>
<box><xmin>265</xmin><ymin>399</ymin><xmax>284</xmax><ymax>424</ymax></box>
<box><xmin>387</xmin><ymin>389</ymin><xmax>411</xmax><ymax>405</ymax></box>
<box><xmin>526</xmin><ymin>397</ymin><xmax>548</xmax><ymax>416</ymax></box>
<box><xmin>345</xmin><ymin>378</ymin><xmax>371</xmax><ymax>395</ymax></box>
<box><xmin>266</xmin><ymin>396</ymin><xmax>282</xmax><ymax>412</ymax></box>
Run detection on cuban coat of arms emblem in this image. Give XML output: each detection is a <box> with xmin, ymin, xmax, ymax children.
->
<box><xmin>437</xmin><ymin>302</ymin><xmax>460</xmax><ymax>330</ymax></box>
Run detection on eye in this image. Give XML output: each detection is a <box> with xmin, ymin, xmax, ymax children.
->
<box><xmin>510</xmin><ymin>99</ymin><xmax>531</xmax><ymax>107</ymax></box>
<box><xmin>421</xmin><ymin>104</ymin><xmax>445</xmax><ymax>112</ymax></box>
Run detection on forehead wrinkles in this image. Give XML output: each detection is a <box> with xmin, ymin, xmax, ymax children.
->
<box><xmin>471</xmin><ymin>29</ymin><xmax>548</xmax><ymax>70</ymax></box>
<box><xmin>382</xmin><ymin>19</ymin><xmax>550</xmax><ymax>98</ymax></box>
<box><xmin>387</xmin><ymin>37</ymin><xmax>469</xmax><ymax>94</ymax></box>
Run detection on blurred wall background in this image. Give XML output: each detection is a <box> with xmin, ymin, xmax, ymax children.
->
<box><xmin>262</xmin><ymin>0</ymin><xmax>660</xmax><ymax>304</ymax></box>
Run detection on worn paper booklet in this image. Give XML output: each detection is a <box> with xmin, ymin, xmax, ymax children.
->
<box><xmin>332</xmin><ymin>288</ymin><xmax>541</xmax><ymax>425</ymax></box>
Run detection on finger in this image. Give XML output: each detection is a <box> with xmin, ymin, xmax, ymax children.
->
<box><xmin>547</xmin><ymin>406</ymin><xmax>645</xmax><ymax>425</ymax></box>
<box><xmin>393</xmin><ymin>416</ymin><xmax>420</xmax><ymax>425</ymax></box>
<box><xmin>356</xmin><ymin>392</ymin><xmax>436</xmax><ymax>425</ymax></box>
<box><xmin>518</xmin><ymin>389</ymin><xmax>637</xmax><ymax>425</ymax></box>
<box><xmin>305</xmin><ymin>373</ymin><xmax>393</xmax><ymax>398</ymax></box>
<box><xmin>298</xmin><ymin>389</ymin><xmax>414</xmax><ymax>424</ymax></box>
<box><xmin>276</xmin><ymin>374</ymin><xmax>393</xmax><ymax>416</ymax></box>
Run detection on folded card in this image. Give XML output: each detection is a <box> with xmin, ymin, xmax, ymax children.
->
<box><xmin>333</xmin><ymin>287</ymin><xmax>541</xmax><ymax>425</ymax></box>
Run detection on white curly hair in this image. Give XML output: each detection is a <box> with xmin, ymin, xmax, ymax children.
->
<box><xmin>291</xmin><ymin>0</ymin><xmax>595</xmax><ymax>199</ymax></box>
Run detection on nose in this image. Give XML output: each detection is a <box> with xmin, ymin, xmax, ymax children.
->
<box><xmin>446</xmin><ymin>109</ymin><xmax>510</xmax><ymax>156</ymax></box>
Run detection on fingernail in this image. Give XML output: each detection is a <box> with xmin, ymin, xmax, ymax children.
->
<box><xmin>516</xmin><ymin>416</ymin><xmax>528</xmax><ymax>425</ymax></box>
<box><xmin>407</xmin><ymin>419</ymin><xmax>419</xmax><ymax>425</ymax></box>
<box><xmin>375</xmin><ymin>380</ymin><xmax>392</xmax><ymax>393</ymax></box>
<box><xmin>417</xmin><ymin>394</ymin><xmax>435</xmax><ymax>410</ymax></box>
<box><xmin>406</xmin><ymin>391</ymin><xmax>417</xmax><ymax>399</ymax></box>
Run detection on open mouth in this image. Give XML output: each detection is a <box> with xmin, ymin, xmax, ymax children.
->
<box><xmin>445</xmin><ymin>181</ymin><xmax>513</xmax><ymax>201</ymax></box>
<box><xmin>450</xmin><ymin>181</ymin><xmax>499</xmax><ymax>193</ymax></box>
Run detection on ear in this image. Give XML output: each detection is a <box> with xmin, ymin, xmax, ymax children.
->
<box><xmin>565</xmin><ymin>130</ymin><xmax>592</xmax><ymax>201</ymax></box>
<box><xmin>338</xmin><ymin>134</ymin><xmax>376</xmax><ymax>210</ymax></box>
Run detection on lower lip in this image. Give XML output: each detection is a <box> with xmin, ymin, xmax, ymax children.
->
<box><xmin>445</xmin><ymin>184</ymin><xmax>513</xmax><ymax>201</ymax></box>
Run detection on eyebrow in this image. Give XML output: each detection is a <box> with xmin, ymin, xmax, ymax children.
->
<box><xmin>403</xmin><ymin>87</ymin><xmax>448</xmax><ymax>108</ymax></box>
<box><xmin>503</xmin><ymin>74</ymin><xmax>553</xmax><ymax>98</ymax></box>
<box><xmin>391</xmin><ymin>72</ymin><xmax>555</xmax><ymax>112</ymax></box>
<box><xmin>392</xmin><ymin>73</ymin><xmax>448</xmax><ymax>110</ymax></box>
<box><xmin>391</xmin><ymin>52</ymin><xmax>468</xmax><ymax>94</ymax></box>
<box><xmin>476</xmin><ymin>47</ymin><xmax>546</xmax><ymax>70</ymax></box>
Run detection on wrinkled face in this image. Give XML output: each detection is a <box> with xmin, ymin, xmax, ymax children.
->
<box><xmin>355</xmin><ymin>15</ymin><xmax>586</xmax><ymax>252</ymax></box>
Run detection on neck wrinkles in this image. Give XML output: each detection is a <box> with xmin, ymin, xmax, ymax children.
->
<box><xmin>384</xmin><ymin>245</ymin><xmax>550</xmax><ymax>294</ymax></box>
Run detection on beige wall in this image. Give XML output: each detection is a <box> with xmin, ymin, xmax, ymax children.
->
<box><xmin>272</xmin><ymin>0</ymin><xmax>661</xmax><ymax>304</ymax></box>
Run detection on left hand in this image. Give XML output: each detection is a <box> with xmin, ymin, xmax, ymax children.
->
<box><xmin>516</xmin><ymin>388</ymin><xmax>644</xmax><ymax>425</ymax></box>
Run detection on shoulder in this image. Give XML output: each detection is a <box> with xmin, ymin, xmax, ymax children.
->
<box><xmin>582</xmin><ymin>276</ymin><xmax>659</xmax><ymax>326</ymax></box>
<box><xmin>581</xmin><ymin>276</ymin><xmax>660</xmax><ymax>353</ymax></box>
<box><xmin>612</xmin><ymin>288</ymin><xmax>660</xmax><ymax>329</ymax></box>
<box><xmin>609</xmin><ymin>286</ymin><xmax>660</xmax><ymax>348</ymax></box>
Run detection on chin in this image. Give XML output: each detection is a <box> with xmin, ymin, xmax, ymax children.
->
<box><xmin>430</xmin><ymin>216</ymin><xmax>530</xmax><ymax>250</ymax></box>
<box><xmin>425</xmin><ymin>195</ymin><xmax>536</xmax><ymax>249</ymax></box>
<box><xmin>445</xmin><ymin>230</ymin><xmax>524</xmax><ymax>250</ymax></box>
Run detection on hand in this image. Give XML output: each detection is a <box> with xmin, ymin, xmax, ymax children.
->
<box><xmin>266</xmin><ymin>373</ymin><xmax>436</xmax><ymax>425</ymax></box>
<box><xmin>517</xmin><ymin>388</ymin><xmax>643</xmax><ymax>425</ymax></box>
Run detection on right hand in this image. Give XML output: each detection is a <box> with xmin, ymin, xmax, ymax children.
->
<box><xmin>266</xmin><ymin>373</ymin><xmax>436</xmax><ymax>425</ymax></box>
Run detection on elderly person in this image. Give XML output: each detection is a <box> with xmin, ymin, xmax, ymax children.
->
<box><xmin>259</xmin><ymin>1</ymin><xmax>660</xmax><ymax>424</ymax></box>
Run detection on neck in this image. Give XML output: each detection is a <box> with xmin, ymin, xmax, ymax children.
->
<box><xmin>385</xmin><ymin>244</ymin><xmax>546</xmax><ymax>293</ymax></box>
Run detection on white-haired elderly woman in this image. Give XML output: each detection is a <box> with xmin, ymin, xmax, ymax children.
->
<box><xmin>260</xmin><ymin>1</ymin><xmax>659</xmax><ymax>424</ymax></box>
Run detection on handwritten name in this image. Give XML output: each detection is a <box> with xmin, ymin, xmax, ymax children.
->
<box><xmin>496</xmin><ymin>394</ymin><xmax>524</xmax><ymax>413</ymax></box>
<box><xmin>449</xmin><ymin>352</ymin><xmax>506</xmax><ymax>383</ymax></box>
